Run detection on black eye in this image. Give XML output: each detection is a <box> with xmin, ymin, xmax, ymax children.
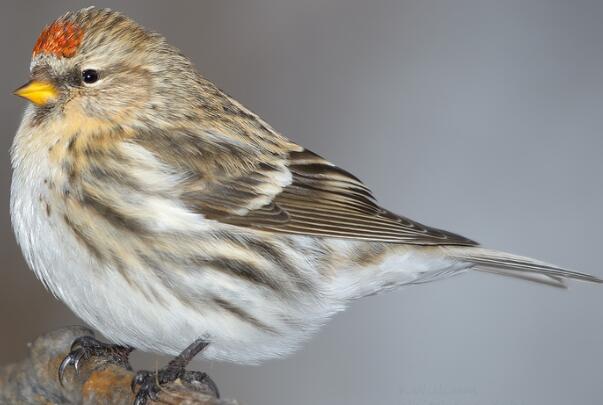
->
<box><xmin>82</xmin><ymin>69</ymin><xmax>99</xmax><ymax>84</ymax></box>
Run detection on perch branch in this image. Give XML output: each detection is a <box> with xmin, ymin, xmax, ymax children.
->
<box><xmin>0</xmin><ymin>326</ymin><xmax>236</xmax><ymax>404</ymax></box>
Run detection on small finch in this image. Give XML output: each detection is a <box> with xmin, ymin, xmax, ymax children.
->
<box><xmin>11</xmin><ymin>7</ymin><xmax>601</xmax><ymax>404</ymax></box>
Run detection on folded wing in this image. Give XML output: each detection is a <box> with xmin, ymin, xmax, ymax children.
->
<box><xmin>135</xmin><ymin>123</ymin><xmax>476</xmax><ymax>246</ymax></box>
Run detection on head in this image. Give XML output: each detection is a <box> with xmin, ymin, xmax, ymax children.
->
<box><xmin>15</xmin><ymin>7</ymin><xmax>204</xmax><ymax>130</ymax></box>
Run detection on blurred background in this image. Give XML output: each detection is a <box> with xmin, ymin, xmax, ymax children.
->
<box><xmin>1</xmin><ymin>1</ymin><xmax>602</xmax><ymax>404</ymax></box>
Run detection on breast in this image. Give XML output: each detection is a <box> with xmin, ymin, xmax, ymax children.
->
<box><xmin>9</xmin><ymin>119</ymin><xmax>128</xmax><ymax>339</ymax></box>
<box><xmin>9</xmin><ymin>120</ymin><xmax>352</xmax><ymax>362</ymax></box>
<box><xmin>10</xmin><ymin>132</ymin><xmax>87</xmax><ymax>304</ymax></box>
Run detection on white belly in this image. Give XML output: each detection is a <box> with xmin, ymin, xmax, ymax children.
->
<box><xmin>9</xmin><ymin>155</ymin><xmax>340</xmax><ymax>363</ymax></box>
<box><xmin>10</xmin><ymin>139</ymin><xmax>466</xmax><ymax>364</ymax></box>
<box><xmin>10</xmin><ymin>158</ymin><xmax>181</xmax><ymax>352</ymax></box>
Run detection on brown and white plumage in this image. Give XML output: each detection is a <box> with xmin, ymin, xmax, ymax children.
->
<box><xmin>10</xmin><ymin>7</ymin><xmax>601</xmax><ymax>369</ymax></box>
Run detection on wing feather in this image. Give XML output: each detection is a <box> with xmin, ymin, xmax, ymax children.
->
<box><xmin>133</xmin><ymin>122</ymin><xmax>476</xmax><ymax>245</ymax></box>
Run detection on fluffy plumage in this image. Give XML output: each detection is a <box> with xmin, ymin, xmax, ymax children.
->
<box><xmin>10</xmin><ymin>7</ymin><xmax>601</xmax><ymax>365</ymax></box>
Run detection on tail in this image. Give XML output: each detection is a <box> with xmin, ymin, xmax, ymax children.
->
<box><xmin>444</xmin><ymin>247</ymin><xmax>602</xmax><ymax>288</ymax></box>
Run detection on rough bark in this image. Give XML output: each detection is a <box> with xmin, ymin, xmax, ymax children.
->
<box><xmin>0</xmin><ymin>326</ymin><xmax>236</xmax><ymax>405</ymax></box>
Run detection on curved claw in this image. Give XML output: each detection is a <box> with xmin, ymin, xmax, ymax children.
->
<box><xmin>58</xmin><ymin>335</ymin><xmax>133</xmax><ymax>388</ymax></box>
<box><xmin>58</xmin><ymin>349</ymin><xmax>85</xmax><ymax>386</ymax></box>
<box><xmin>185</xmin><ymin>371</ymin><xmax>220</xmax><ymax>398</ymax></box>
<box><xmin>58</xmin><ymin>353</ymin><xmax>74</xmax><ymax>386</ymax></box>
<box><xmin>73</xmin><ymin>349</ymin><xmax>87</xmax><ymax>374</ymax></box>
<box><xmin>131</xmin><ymin>371</ymin><xmax>148</xmax><ymax>393</ymax></box>
<box><xmin>204</xmin><ymin>374</ymin><xmax>220</xmax><ymax>399</ymax></box>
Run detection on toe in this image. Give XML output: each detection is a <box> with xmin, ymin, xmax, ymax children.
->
<box><xmin>70</xmin><ymin>335</ymin><xmax>93</xmax><ymax>351</ymax></box>
<box><xmin>131</xmin><ymin>371</ymin><xmax>149</xmax><ymax>393</ymax></box>
<box><xmin>133</xmin><ymin>391</ymin><xmax>149</xmax><ymax>405</ymax></box>
<box><xmin>131</xmin><ymin>373</ymin><xmax>162</xmax><ymax>405</ymax></box>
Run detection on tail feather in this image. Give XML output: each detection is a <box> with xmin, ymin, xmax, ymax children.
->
<box><xmin>475</xmin><ymin>267</ymin><xmax>567</xmax><ymax>288</ymax></box>
<box><xmin>445</xmin><ymin>247</ymin><xmax>602</xmax><ymax>285</ymax></box>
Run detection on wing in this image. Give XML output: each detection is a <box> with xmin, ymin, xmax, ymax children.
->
<box><xmin>132</xmin><ymin>97</ymin><xmax>476</xmax><ymax>246</ymax></box>
<box><xmin>213</xmin><ymin>149</ymin><xmax>478</xmax><ymax>245</ymax></box>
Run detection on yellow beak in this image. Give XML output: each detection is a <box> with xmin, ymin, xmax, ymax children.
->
<box><xmin>14</xmin><ymin>80</ymin><xmax>58</xmax><ymax>106</ymax></box>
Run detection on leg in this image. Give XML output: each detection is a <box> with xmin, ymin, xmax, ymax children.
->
<box><xmin>59</xmin><ymin>335</ymin><xmax>133</xmax><ymax>385</ymax></box>
<box><xmin>132</xmin><ymin>339</ymin><xmax>218</xmax><ymax>405</ymax></box>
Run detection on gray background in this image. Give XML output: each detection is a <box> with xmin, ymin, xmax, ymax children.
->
<box><xmin>1</xmin><ymin>1</ymin><xmax>602</xmax><ymax>404</ymax></box>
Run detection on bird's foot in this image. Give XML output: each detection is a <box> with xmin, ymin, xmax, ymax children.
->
<box><xmin>58</xmin><ymin>335</ymin><xmax>133</xmax><ymax>385</ymax></box>
<box><xmin>132</xmin><ymin>366</ymin><xmax>219</xmax><ymax>405</ymax></box>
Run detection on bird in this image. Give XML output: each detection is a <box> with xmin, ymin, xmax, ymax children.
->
<box><xmin>10</xmin><ymin>7</ymin><xmax>601</xmax><ymax>404</ymax></box>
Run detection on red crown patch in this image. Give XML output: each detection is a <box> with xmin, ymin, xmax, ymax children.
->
<box><xmin>33</xmin><ymin>21</ymin><xmax>83</xmax><ymax>58</ymax></box>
